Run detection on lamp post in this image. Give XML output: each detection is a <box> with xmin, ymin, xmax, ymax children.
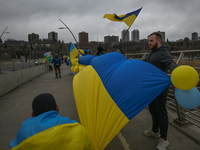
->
<box><xmin>0</xmin><ymin>27</ymin><xmax>10</xmax><ymax>43</ymax></box>
<box><xmin>58</xmin><ymin>19</ymin><xmax>80</xmax><ymax>49</ymax></box>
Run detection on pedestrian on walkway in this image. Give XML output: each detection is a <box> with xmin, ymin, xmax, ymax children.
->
<box><xmin>10</xmin><ymin>93</ymin><xmax>97</xmax><ymax>150</ymax></box>
<box><xmin>51</xmin><ymin>54</ymin><xmax>61</xmax><ymax>78</ymax></box>
<box><xmin>143</xmin><ymin>32</ymin><xmax>177</xmax><ymax>150</ymax></box>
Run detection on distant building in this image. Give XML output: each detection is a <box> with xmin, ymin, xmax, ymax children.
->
<box><xmin>192</xmin><ymin>32</ymin><xmax>198</xmax><ymax>41</ymax></box>
<box><xmin>121</xmin><ymin>29</ymin><xmax>129</xmax><ymax>42</ymax></box>
<box><xmin>104</xmin><ymin>35</ymin><xmax>119</xmax><ymax>43</ymax></box>
<box><xmin>79</xmin><ymin>31</ymin><xmax>88</xmax><ymax>44</ymax></box>
<box><xmin>48</xmin><ymin>31</ymin><xmax>58</xmax><ymax>42</ymax></box>
<box><xmin>28</xmin><ymin>33</ymin><xmax>39</xmax><ymax>43</ymax></box>
<box><xmin>131</xmin><ymin>29</ymin><xmax>139</xmax><ymax>42</ymax></box>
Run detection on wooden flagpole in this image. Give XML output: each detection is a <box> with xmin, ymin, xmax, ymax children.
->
<box><xmin>115</xmin><ymin>26</ymin><xmax>131</xmax><ymax>52</ymax></box>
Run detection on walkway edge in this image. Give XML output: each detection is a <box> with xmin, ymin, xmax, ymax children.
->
<box><xmin>168</xmin><ymin>111</ymin><xmax>200</xmax><ymax>146</ymax></box>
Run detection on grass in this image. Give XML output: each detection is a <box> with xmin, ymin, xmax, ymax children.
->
<box><xmin>177</xmin><ymin>59</ymin><xmax>200</xmax><ymax>67</ymax></box>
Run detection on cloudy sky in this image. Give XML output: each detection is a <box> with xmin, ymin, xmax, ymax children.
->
<box><xmin>0</xmin><ymin>0</ymin><xmax>199</xmax><ymax>43</ymax></box>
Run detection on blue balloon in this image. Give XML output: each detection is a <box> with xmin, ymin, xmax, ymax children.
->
<box><xmin>175</xmin><ymin>87</ymin><xmax>200</xmax><ymax>109</ymax></box>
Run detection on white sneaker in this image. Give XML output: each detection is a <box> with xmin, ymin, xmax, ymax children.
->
<box><xmin>144</xmin><ymin>129</ymin><xmax>160</xmax><ymax>138</ymax></box>
<box><xmin>156</xmin><ymin>138</ymin><xmax>169</xmax><ymax>150</ymax></box>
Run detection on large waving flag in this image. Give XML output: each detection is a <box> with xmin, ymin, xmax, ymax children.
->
<box><xmin>73</xmin><ymin>52</ymin><xmax>171</xmax><ymax>150</ymax></box>
<box><xmin>103</xmin><ymin>7</ymin><xmax>142</xmax><ymax>27</ymax></box>
<box><xmin>10</xmin><ymin>111</ymin><xmax>97</xmax><ymax>150</ymax></box>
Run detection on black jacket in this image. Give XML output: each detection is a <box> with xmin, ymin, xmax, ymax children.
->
<box><xmin>144</xmin><ymin>46</ymin><xmax>177</xmax><ymax>73</ymax></box>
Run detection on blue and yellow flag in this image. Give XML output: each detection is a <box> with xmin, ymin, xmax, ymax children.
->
<box><xmin>69</xmin><ymin>43</ymin><xmax>79</xmax><ymax>66</ymax></box>
<box><xmin>73</xmin><ymin>52</ymin><xmax>171</xmax><ymax>150</ymax></box>
<box><xmin>10</xmin><ymin>111</ymin><xmax>97</xmax><ymax>150</ymax></box>
<box><xmin>103</xmin><ymin>7</ymin><xmax>142</xmax><ymax>27</ymax></box>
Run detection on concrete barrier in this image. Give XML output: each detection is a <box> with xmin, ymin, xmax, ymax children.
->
<box><xmin>0</xmin><ymin>64</ymin><xmax>48</xmax><ymax>97</ymax></box>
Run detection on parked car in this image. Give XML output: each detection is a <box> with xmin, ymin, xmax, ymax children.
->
<box><xmin>35</xmin><ymin>59</ymin><xmax>43</xmax><ymax>66</ymax></box>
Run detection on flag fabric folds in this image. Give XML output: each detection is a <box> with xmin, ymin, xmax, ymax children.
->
<box><xmin>73</xmin><ymin>52</ymin><xmax>171</xmax><ymax>150</ymax></box>
<box><xmin>78</xmin><ymin>55</ymin><xmax>95</xmax><ymax>66</ymax></box>
<box><xmin>103</xmin><ymin>7</ymin><xmax>142</xmax><ymax>27</ymax></box>
<box><xmin>69</xmin><ymin>43</ymin><xmax>79</xmax><ymax>66</ymax></box>
<box><xmin>10</xmin><ymin>111</ymin><xmax>97</xmax><ymax>150</ymax></box>
<box><xmin>43</xmin><ymin>52</ymin><xmax>53</xmax><ymax>63</ymax></box>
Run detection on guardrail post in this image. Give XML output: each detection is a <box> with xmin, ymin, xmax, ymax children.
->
<box><xmin>173</xmin><ymin>98</ymin><xmax>189</xmax><ymax>126</ymax></box>
<box><xmin>141</xmin><ymin>54</ymin><xmax>146</xmax><ymax>60</ymax></box>
<box><xmin>0</xmin><ymin>61</ymin><xmax>2</xmax><ymax>74</ymax></box>
<box><xmin>22</xmin><ymin>60</ymin><xmax>24</xmax><ymax>69</ymax></box>
<box><xmin>173</xmin><ymin>52</ymin><xmax>189</xmax><ymax>126</ymax></box>
<box><xmin>29</xmin><ymin>58</ymin><xmax>31</xmax><ymax>67</ymax></box>
<box><xmin>12</xmin><ymin>60</ymin><xmax>15</xmax><ymax>71</ymax></box>
<box><xmin>176</xmin><ymin>52</ymin><xmax>184</xmax><ymax>65</ymax></box>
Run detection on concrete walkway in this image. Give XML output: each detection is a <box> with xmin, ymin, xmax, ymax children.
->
<box><xmin>0</xmin><ymin>64</ymin><xmax>199</xmax><ymax>150</ymax></box>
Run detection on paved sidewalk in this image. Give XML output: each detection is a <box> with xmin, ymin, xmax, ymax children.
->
<box><xmin>0</xmin><ymin>64</ymin><xmax>199</xmax><ymax>150</ymax></box>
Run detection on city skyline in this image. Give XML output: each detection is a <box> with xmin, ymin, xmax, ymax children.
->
<box><xmin>0</xmin><ymin>0</ymin><xmax>199</xmax><ymax>43</ymax></box>
<box><xmin>5</xmin><ymin>30</ymin><xmax>199</xmax><ymax>44</ymax></box>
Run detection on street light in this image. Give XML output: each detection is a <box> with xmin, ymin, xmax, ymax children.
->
<box><xmin>0</xmin><ymin>27</ymin><xmax>10</xmax><ymax>43</ymax></box>
<box><xmin>58</xmin><ymin>19</ymin><xmax>80</xmax><ymax>49</ymax></box>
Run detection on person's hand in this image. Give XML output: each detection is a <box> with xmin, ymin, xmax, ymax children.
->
<box><xmin>128</xmin><ymin>58</ymin><xmax>132</xmax><ymax>60</ymax></box>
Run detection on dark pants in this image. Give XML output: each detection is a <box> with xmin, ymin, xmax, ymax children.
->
<box><xmin>54</xmin><ymin>66</ymin><xmax>61</xmax><ymax>76</ymax></box>
<box><xmin>148</xmin><ymin>89</ymin><xmax>168</xmax><ymax>139</ymax></box>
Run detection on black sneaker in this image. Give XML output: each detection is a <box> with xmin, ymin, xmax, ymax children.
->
<box><xmin>59</xmin><ymin>75</ymin><xmax>61</xmax><ymax>78</ymax></box>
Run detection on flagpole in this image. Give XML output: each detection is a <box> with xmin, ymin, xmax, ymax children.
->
<box><xmin>115</xmin><ymin>26</ymin><xmax>131</xmax><ymax>52</ymax></box>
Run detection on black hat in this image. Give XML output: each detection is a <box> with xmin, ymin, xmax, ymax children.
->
<box><xmin>32</xmin><ymin>93</ymin><xmax>57</xmax><ymax>116</ymax></box>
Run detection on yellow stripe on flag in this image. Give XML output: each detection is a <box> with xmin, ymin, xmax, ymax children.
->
<box><xmin>73</xmin><ymin>65</ymin><xmax>129</xmax><ymax>150</ymax></box>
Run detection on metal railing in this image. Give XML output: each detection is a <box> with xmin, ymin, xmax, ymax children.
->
<box><xmin>0</xmin><ymin>59</ymin><xmax>46</xmax><ymax>74</ymax></box>
<box><xmin>124</xmin><ymin>50</ymin><xmax>200</xmax><ymax>128</ymax></box>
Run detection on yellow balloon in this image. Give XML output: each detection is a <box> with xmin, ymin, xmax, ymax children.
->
<box><xmin>171</xmin><ymin>65</ymin><xmax>199</xmax><ymax>90</ymax></box>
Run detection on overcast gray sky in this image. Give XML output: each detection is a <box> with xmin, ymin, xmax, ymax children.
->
<box><xmin>0</xmin><ymin>0</ymin><xmax>199</xmax><ymax>43</ymax></box>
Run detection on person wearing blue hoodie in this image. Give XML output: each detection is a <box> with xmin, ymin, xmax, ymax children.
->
<box><xmin>51</xmin><ymin>54</ymin><xmax>61</xmax><ymax>78</ymax></box>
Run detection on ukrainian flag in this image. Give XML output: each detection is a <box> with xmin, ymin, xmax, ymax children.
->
<box><xmin>104</xmin><ymin>7</ymin><xmax>142</xmax><ymax>27</ymax></box>
<box><xmin>69</xmin><ymin>43</ymin><xmax>79</xmax><ymax>66</ymax></box>
<box><xmin>73</xmin><ymin>52</ymin><xmax>171</xmax><ymax>150</ymax></box>
<box><xmin>10</xmin><ymin>111</ymin><xmax>97</xmax><ymax>150</ymax></box>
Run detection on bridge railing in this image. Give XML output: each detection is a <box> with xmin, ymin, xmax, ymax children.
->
<box><xmin>0</xmin><ymin>59</ymin><xmax>47</xmax><ymax>74</ymax></box>
<box><xmin>124</xmin><ymin>50</ymin><xmax>200</xmax><ymax>128</ymax></box>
